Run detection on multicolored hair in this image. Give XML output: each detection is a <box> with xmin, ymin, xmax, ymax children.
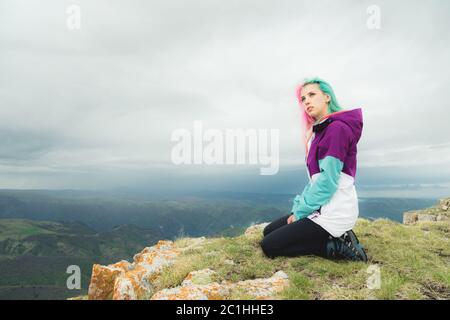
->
<box><xmin>296</xmin><ymin>77</ymin><xmax>344</xmax><ymax>155</ymax></box>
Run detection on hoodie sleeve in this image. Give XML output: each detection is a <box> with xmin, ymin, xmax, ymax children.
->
<box><xmin>291</xmin><ymin>156</ymin><xmax>344</xmax><ymax>220</ymax></box>
<box><xmin>291</xmin><ymin>122</ymin><xmax>352</xmax><ymax>220</ymax></box>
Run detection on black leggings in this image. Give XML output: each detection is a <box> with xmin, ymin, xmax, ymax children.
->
<box><xmin>260</xmin><ymin>214</ymin><xmax>331</xmax><ymax>259</ymax></box>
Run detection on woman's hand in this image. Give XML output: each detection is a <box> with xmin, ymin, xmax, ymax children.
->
<box><xmin>287</xmin><ymin>214</ymin><xmax>296</xmax><ymax>224</ymax></box>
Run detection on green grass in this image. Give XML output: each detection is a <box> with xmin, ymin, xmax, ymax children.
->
<box><xmin>0</xmin><ymin>219</ymin><xmax>56</xmax><ymax>240</ymax></box>
<box><xmin>0</xmin><ymin>218</ymin><xmax>166</xmax><ymax>299</ymax></box>
<box><xmin>154</xmin><ymin>218</ymin><xmax>450</xmax><ymax>300</ymax></box>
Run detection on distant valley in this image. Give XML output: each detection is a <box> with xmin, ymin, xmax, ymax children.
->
<box><xmin>0</xmin><ymin>189</ymin><xmax>438</xmax><ymax>299</ymax></box>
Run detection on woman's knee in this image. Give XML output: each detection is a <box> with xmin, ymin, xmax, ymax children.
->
<box><xmin>259</xmin><ymin>237</ymin><xmax>277</xmax><ymax>259</ymax></box>
<box><xmin>263</xmin><ymin>224</ymin><xmax>271</xmax><ymax>237</ymax></box>
<box><xmin>263</xmin><ymin>215</ymin><xmax>290</xmax><ymax>237</ymax></box>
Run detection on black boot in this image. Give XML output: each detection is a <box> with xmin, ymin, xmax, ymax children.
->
<box><xmin>326</xmin><ymin>230</ymin><xmax>368</xmax><ymax>262</ymax></box>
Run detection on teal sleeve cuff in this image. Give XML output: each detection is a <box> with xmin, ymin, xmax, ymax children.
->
<box><xmin>291</xmin><ymin>156</ymin><xmax>344</xmax><ymax>220</ymax></box>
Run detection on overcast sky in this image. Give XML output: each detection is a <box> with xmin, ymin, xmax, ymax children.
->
<box><xmin>1</xmin><ymin>0</ymin><xmax>449</xmax><ymax>198</ymax></box>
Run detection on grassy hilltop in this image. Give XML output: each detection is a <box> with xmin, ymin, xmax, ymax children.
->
<box><xmin>75</xmin><ymin>211</ymin><xmax>450</xmax><ymax>300</ymax></box>
<box><xmin>153</xmin><ymin>218</ymin><xmax>450</xmax><ymax>299</ymax></box>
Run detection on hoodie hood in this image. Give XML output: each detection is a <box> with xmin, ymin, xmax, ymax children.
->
<box><xmin>326</xmin><ymin>108</ymin><xmax>363</xmax><ymax>143</ymax></box>
<box><xmin>299</xmin><ymin>107</ymin><xmax>363</xmax><ymax>156</ymax></box>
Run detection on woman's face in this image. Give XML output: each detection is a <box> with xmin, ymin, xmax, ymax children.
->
<box><xmin>300</xmin><ymin>83</ymin><xmax>330</xmax><ymax>121</ymax></box>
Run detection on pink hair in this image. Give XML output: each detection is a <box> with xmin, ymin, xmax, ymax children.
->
<box><xmin>296</xmin><ymin>84</ymin><xmax>315</xmax><ymax>156</ymax></box>
<box><xmin>295</xmin><ymin>82</ymin><xmax>347</xmax><ymax>156</ymax></box>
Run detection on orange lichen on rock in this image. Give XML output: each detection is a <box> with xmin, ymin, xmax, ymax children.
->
<box><xmin>87</xmin><ymin>225</ymin><xmax>290</xmax><ymax>300</ymax></box>
<box><xmin>87</xmin><ymin>238</ymin><xmax>206</xmax><ymax>300</ymax></box>
<box><xmin>88</xmin><ymin>240</ymin><xmax>181</xmax><ymax>300</ymax></box>
<box><xmin>150</xmin><ymin>269</ymin><xmax>289</xmax><ymax>300</ymax></box>
<box><xmin>88</xmin><ymin>260</ymin><xmax>131</xmax><ymax>300</ymax></box>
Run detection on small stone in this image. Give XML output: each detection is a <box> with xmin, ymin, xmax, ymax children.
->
<box><xmin>403</xmin><ymin>212</ymin><xmax>418</xmax><ymax>225</ymax></box>
<box><xmin>178</xmin><ymin>237</ymin><xmax>207</xmax><ymax>253</ymax></box>
<box><xmin>272</xmin><ymin>270</ymin><xmax>289</xmax><ymax>279</ymax></box>
<box><xmin>181</xmin><ymin>269</ymin><xmax>217</xmax><ymax>286</ymax></box>
<box><xmin>417</xmin><ymin>214</ymin><xmax>437</xmax><ymax>222</ymax></box>
<box><xmin>244</xmin><ymin>223</ymin><xmax>270</xmax><ymax>237</ymax></box>
<box><xmin>441</xmin><ymin>205</ymin><xmax>448</xmax><ymax>211</ymax></box>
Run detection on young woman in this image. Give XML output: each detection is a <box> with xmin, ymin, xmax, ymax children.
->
<box><xmin>260</xmin><ymin>77</ymin><xmax>367</xmax><ymax>262</ymax></box>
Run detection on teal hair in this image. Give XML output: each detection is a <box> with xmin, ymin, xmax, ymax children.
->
<box><xmin>300</xmin><ymin>77</ymin><xmax>343</xmax><ymax>114</ymax></box>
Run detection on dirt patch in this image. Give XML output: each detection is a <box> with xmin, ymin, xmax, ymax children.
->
<box><xmin>420</xmin><ymin>280</ymin><xmax>450</xmax><ymax>300</ymax></box>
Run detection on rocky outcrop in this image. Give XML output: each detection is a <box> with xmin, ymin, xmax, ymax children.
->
<box><xmin>88</xmin><ymin>238</ymin><xmax>205</xmax><ymax>300</ymax></box>
<box><xmin>88</xmin><ymin>260</ymin><xmax>132</xmax><ymax>300</ymax></box>
<box><xmin>151</xmin><ymin>269</ymin><xmax>289</xmax><ymax>300</ymax></box>
<box><xmin>403</xmin><ymin>197</ymin><xmax>450</xmax><ymax>225</ymax></box>
<box><xmin>244</xmin><ymin>222</ymin><xmax>269</xmax><ymax>237</ymax></box>
<box><xmin>87</xmin><ymin>223</ymin><xmax>288</xmax><ymax>300</ymax></box>
<box><xmin>78</xmin><ymin>203</ymin><xmax>450</xmax><ymax>300</ymax></box>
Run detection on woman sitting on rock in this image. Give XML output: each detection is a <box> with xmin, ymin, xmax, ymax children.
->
<box><xmin>260</xmin><ymin>77</ymin><xmax>368</xmax><ymax>262</ymax></box>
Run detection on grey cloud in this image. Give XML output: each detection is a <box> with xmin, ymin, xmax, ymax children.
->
<box><xmin>0</xmin><ymin>0</ymin><xmax>449</xmax><ymax>191</ymax></box>
<box><xmin>0</xmin><ymin>128</ymin><xmax>64</xmax><ymax>162</ymax></box>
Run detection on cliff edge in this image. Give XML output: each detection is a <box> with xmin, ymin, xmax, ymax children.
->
<box><xmin>72</xmin><ymin>197</ymin><xmax>450</xmax><ymax>300</ymax></box>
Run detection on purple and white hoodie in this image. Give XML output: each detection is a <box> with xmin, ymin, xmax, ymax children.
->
<box><xmin>291</xmin><ymin>108</ymin><xmax>363</xmax><ymax>237</ymax></box>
